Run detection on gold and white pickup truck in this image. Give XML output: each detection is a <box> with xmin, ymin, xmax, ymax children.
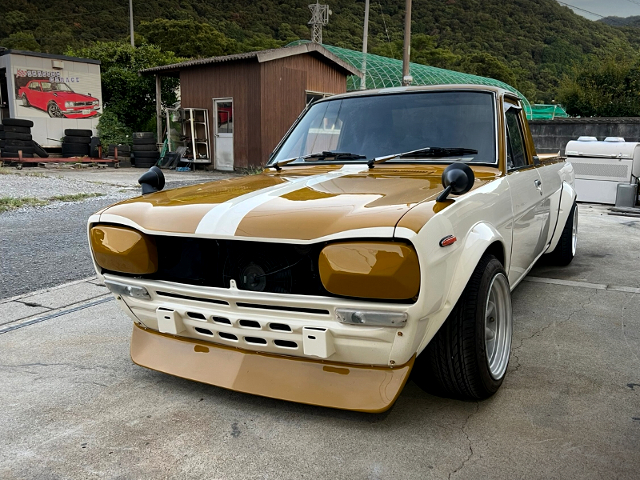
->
<box><xmin>88</xmin><ymin>85</ymin><xmax>577</xmax><ymax>412</ymax></box>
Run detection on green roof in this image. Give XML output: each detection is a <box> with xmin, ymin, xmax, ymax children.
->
<box><xmin>288</xmin><ymin>40</ymin><xmax>532</xmax><ymax>118</ymax></box>
<box><xmin>529</xmin><ymin>104</ymin><xmax>569</xmax><ymax>120</ymax></box>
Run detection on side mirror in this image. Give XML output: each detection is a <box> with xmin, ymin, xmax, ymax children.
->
<box><xmin>532</xmin><ymin>155</ymin><xmax>540</xmax><ymax>166</ymax></box>
<box><xmin>436</xmin><ymin>162</ymin><xmax>475</xmax><ymax>202</ymax></box>
<box><xmin>138</xmin><ymin>166</ymin><xmax>165</xmax><ymax>194</ymax></box>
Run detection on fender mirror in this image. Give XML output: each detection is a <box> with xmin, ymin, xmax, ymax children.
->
<box><xmin>436</xmin><ymin>162</ymin><xmax>475</xmax><ymax>202</ymax></box>
<box><xmin>138</xmin><ymin>166</ymin><xmax>165</xmax><ymax>194</ymax></box>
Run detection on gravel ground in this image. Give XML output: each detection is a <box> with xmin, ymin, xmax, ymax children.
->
<box><xmin>0</xmin><ymin>167</ymin><xmax>239</xmax><ymax>299</ymax></box>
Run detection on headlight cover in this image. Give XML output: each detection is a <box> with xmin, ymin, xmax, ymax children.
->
<box><xmin>319</xmin><ymin>241</ymin><xmax>420</xmax><ymax>300</ymax></box>
<box><xmin>90</xmin><ymin>225</ymin><xmax>158</xmax><ymax>274</ymax></box>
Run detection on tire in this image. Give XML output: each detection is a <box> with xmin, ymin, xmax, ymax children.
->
<box><xmin>3</xmin><ymin>126</ymin><xmax>31</xmax><ymax>134</ymax></box>
<box><xmin>33</xmin><ymin>141</ymin><xmax>49</xmax><ymax>158</ymax></box>
<box><xmin>64</xmin><ymin>129</ymin><xmax>92</xmax><ymax>137</ymax></box>
<box><xmin>2</xmin><ymin>146</ymin><xmax>35</xmax><ymax>155</ymax></box>
<box><xmin>47</xmin><ymin>102</ymin><xmax>65</xmax><ymax>118</ymax></box>
<box><xmin>133</xmin><ymin>132</ymin><xmax>155</xmax><ymax>139</ymax></box>
<box><xmin>4</xmin><ymin>132</ymin><xmax>32</xmax><ymax>141</ymax></box>
<box><xmin>2</xmin><ymin>152</ymin><xmax>33</xmax><ymax>158</ymax></box>
<box><xmin>133</xmin><ymin>151</ymin><xmax>160</xmax><ymax>159</ymax></box>
<box><xmin>21</xmin><ymin>94</ymin><xmax>30</xmax><ymax>107</ymax></box>
<box><xmin>132</xmin><ymin>144</ymin><xmax>157</xmax><ymax>152</ymax></box>
<box><xmin>62</xmin><ymin>144</ymin><xmax>89</xmax><ymax>157</ymax></box>
<box><xmin>2</xmin><ymin>118</ymin><xmax>34</xmax><ymax>128</ymax></box>
<box><xmin>134</xmin><ymin>158</ymin><xmax>157</xmax><ymax>168</ymax></box>
<box><xmin>133</xmin><ymin>137</ymin><xmax>156</xmax><ymax>145</ymax></box>
<box><xmin>63</xmin><ymin>136</ymin><xmax>92</xmax><ymax>144</ymax></box>
<box><xmin>545</xmin><ymin>202</ymin><xmax>578</xmax><ymax>266</ymax></box>
<box><xmin>413</xmin><ymin>255</ymin><xmax>513</xmax><ymax>400</ymax></box>
<box><xmin>0</xmin><ymin>139</ymin><xmax>31</xmax><ymax>147</ymax></box>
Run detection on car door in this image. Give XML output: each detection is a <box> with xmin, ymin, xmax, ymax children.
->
<box><xmin>28</xmin><ymin>82</ymin><xmax>44</xmax><ymax>110</ymax></box>
<box><xmin>504</xmin><ymin>101</ymin><xmax>547</xmax><ymax>285</ymax></box>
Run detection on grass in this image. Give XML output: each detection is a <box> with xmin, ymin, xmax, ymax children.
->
<box><xmin>0</xmin><ymin>192</ymin><xmax>105</xmax><ymax>213</ymax></box>
<box><xmin>237</xmin><ymin>166</ymin><xmax>264</xmax><ymax>175</ymax></box>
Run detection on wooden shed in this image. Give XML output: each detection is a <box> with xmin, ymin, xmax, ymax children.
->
<box><xmin>142</xmin><ymin>43</ymin><xmax>361</xmax><ymax>170</ymax></box>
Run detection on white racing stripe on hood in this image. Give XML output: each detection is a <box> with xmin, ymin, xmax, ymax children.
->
<box><xmin>195</xmin><ymin>164</ymin><xmax>368</xmax><ymax>236</ymax></box>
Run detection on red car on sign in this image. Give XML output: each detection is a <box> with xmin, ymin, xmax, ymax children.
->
<box><xmin>18</xmin><ymin>80</ymin><xmax>100</xmax><ymax>118</ymax></box>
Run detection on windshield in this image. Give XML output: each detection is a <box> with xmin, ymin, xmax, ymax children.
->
<box><xmin>271</xmin><ymin>91</ymin><xmax>497</xmax><ymax>165</ymax></box>
<box><xmin>41</xmin><ymin>83</ymin><xmax>74</xmax><ymax>92</ymax></box>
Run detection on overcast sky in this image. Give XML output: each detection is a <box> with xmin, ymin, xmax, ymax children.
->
<box><xmin>559</xmin><ymin>0</ymin><xmax>640</xmax><ymax>20</ymax></box>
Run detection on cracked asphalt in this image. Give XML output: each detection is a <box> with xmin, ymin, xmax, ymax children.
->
<box><xmin>0</xmin><ymin>203</ymin><xmax>639</xmax><ymax>478</ymax></box>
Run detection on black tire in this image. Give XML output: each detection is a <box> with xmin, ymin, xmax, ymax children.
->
<box><xmin>2</xmin><ymin>146</ymin><xmax>35</xmax><ymax>155</ymax></box>
<box><xmin>413</xmin><ymin>255</ymin><xmax>513</xmax><ymax>400</ymax></box>
<box><xmin>62</xmin><ymin>144</ymin><xmax>90</xmax><ymax>157</ymax></box>
<box><xmin>134</xmin><ymin>158</ymin><xmax>158</xmax><ymax>168</ymax></box>
<box><xmin>133</xmin><ymin>137</ymin><xmax>156</xmax><ymax>145</ymax></box>
<box><xmin>132</xmin><ymin>144</ymin><xmax>157</xmax><ymax>152</ymax></box>
<box><xmin>0</xmin><ymin>139</ymin><xmax>31</xmax><ymax>147</ymax></box>
<box><xmin>64</xmin><ymin>129</ymin><xmax>92</xmax><ymax>137</ymax></box>
<box><xmin>2</xmin><ymin>152</ymin><xmax>33</xmax><ymax>158</ymax></box>
<box><xmin>133</xmin><ymin>132</ymin><xmax>155</xmax><ymax>139</ymax></box>
<box><xmin>21</xmin><ymin>94</ymin><xmax>30</xmax><ymax>107</ymax></box>
<box><xmin>2</xmin><ymin>118</ymin><xmax>34</xmax><ymax>127</ymax></box>
<box><xmin>47</xmin><ymin>102</ymin><xmax>65</xmax><ymax>118</ymax></box>
<box><xmin>0</xmin><ymin>124</ymin><xmax>4</xmax><ymax>131</ymax></box>
<box><xmin>3</xmin><ymin>125</ymin><xmax>31</xmax><ymax>134</ymax></box>
<box><xmin>32</xmin><ymin>141</ymin><xmax>49</xmax><ymax>158</ymax></box>
<box><xmin>63</xmin><ymin>135</ymin><xmax>92</xmax><ymax>144</ymax></box>
<box><xmin>133</xmin><ymin>151</ymin><xmax>160</xmax><ymax>159</ymax></box>
<box><xmin>545</xmin><ymin>202</ymin><xmax>577</xmax><ymax>266</ymax></box>
<box><xmin>4</xmin><ymin>132</ymin><xmax>32</xmax><ymax>141</ymax></box>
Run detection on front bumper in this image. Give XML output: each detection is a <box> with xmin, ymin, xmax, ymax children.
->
<box><xmin>131</xmin><ymin>323</ymin><xmax>414</xmax><ymax>412</ymax></box>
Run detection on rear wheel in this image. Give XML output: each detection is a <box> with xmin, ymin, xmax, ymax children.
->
<box><xmin>413</xmin><ymin>255</ymin><xmax>513</xmax><ymax>400</ymax></box>
<box><xmin>21</xmin><ymin>94</ymin><xmax>30</xmax><ymax>107</ymax></box>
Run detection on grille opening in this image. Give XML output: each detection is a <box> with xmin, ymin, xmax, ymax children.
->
<box><xmin>194</xmin><ymin>327</ymin><xmax>214</xmax><ymax>336</ymax></box>
<box><xmin>218</xmin><ymin>332</ymin><xmax>238</xmax><ymax>341</ymax></box>
<box><xmin>156</xmin><ymin>291</ymin><xmax>228</xmax><ymax>305</ymax></box>
<box><xmin>212</xmin><ymin>316</ymin><xmax>231</xmax><ymax>325</ymax></box>
<box><xmin>269</xmin><ymin>323</ymin><xmax>292</xmax><ymax>332</ymax></box>
<box><xmin>236</xmin><ymin>302</ymin><xmax>330</xmax><ymax>315</ymax></box>
<box><xmin>274</xmin><ymin>339</ymin><xmax>298</xmax><ymax>349</ymax></box>
<box><xmin>187</xmin><ymin>312</ymin><xmax>206</xmax><ymax>320</ymax></box>
<box><xmin>244</xmin><ymin>337</ymin><xmax>267</xmax><ymax>345</ymax></box>
<box><xmin>239</xmin><ymin>319</ymin><xmax>261</xmax><ymax>329</ymax></box>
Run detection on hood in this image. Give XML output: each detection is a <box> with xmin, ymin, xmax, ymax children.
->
<box><xmin>99</xmin><ymin>164</ymin><xmax>499</xmax><ymax>241</ymax></box>
<box><xmin>53</xmin><ymin>91</ymin><xmax>96</xmax><ymax>101</ymax></box>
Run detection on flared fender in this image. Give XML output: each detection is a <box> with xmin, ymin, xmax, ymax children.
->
<box><xmin>547</xmin><ymin>182</ymin><xmax>577</xmax><ymax>253</ymax></box>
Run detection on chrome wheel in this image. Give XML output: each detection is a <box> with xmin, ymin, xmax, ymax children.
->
<box><xmin>571</xmin><ymin>204</ymin><xmax>578</xmax><ymax>256</ymax></box>
<box><xmin>47</xmin><ymin>102</ymin><xmax>64</xmax><ymax>118</ymax></box>
<box><xmin>484</xmin><ymin>273</ymin><xmax>512</xmax><ymax>380</ymax></box>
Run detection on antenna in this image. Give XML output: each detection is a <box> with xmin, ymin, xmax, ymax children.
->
<box><xmin>308</xmin><ymin>2</ymin><xmax>332</xmax><ymax>44</ymax></box>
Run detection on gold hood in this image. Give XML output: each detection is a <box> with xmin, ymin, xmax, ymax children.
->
<box><xmin>99</xmin><ymin>164</ymin><xmax>500</xmax><ymax>240</ymax></box>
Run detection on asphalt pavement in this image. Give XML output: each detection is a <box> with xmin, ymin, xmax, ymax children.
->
<box><xmin>0</xmin><ymin>204</ymin><xmax>639</xmax><ymax>479</ymax></box>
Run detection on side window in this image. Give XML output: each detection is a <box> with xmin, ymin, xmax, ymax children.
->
<box><xmin>29</xmin><ymin>83</ymin><xmax>41</xmax><ymax>91</ymax></box>
<box><xmin>505</xmin><ymin>109</ymin><xmax>528</xmax><ymax>170</ymax></box>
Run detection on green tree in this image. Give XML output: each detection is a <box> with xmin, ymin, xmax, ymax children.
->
<box><xmin>138</xmin><ymin>19</ymin><xmax>237</xmax><ymax>58</ymax></box>
<box><xmin>559</xmin><ymin>59</ymin><xmax>640</xmax><ymax>116</ymax></box>
<box><xmin>1</xmin><ymin>32</ymin><xmax>40</xmax><ymax>51</ymax></box>
<box><xmin>67</xmin><ymin>42</ymin><xmax>181</xmax><ymax>132</ymax></box>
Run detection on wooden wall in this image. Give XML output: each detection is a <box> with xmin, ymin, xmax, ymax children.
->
<box><xmin>179</xmin><ymin>53</ymin><xmax>348</xmax><ymax>169</ymax></box>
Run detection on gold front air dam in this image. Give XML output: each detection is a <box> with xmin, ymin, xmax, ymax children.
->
<box><xmin>130</xmin><ymin>324</ymin><xmax>414</xmax><ymax>413</ymax></box>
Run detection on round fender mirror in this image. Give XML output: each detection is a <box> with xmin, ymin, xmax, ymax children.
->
<box><xmin>138</xmin><ymin>166</ymin><xmax>165</xmax><ymax>194</ymax></box>
<box><xmin>436</xmin><ymin>162</ymin><xmax>475</xmax><ymax>202</ymax></box>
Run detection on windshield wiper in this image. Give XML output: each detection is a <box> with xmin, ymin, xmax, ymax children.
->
<box><xmin>272</xmin><ymin>151</ymin><xmax>366</xmax><ymax>171</ymax></box>
<box><xmin>367</xmin><ymin>147</ymin><xmax>478</xmax><ymax>168</ymax></box>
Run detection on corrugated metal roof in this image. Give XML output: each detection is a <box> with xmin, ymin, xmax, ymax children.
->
<box><xmin>0</xmin><ymin>48</ymin><xmax>101</xmax><ymax>65</ymax></box>
<box><xmin>140</xmin><ymin>43</ymin><xmax>361</xmax><ymax>77</ymax></box>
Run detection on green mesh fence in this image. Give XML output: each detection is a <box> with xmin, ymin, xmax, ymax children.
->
<box><xmin>289</xmin><ymin>40</ymin><xmax>532</xmax><ymax>118</ymax></box>
<box><xmin>529</xmin><ymin>104</ymin><xmax>569</xmax><ymax>120</ymax></box>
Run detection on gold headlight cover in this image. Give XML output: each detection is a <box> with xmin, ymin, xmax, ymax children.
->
<box><xmin>90</xmin><ymin>225</ymin><xmax>158</xmax><ymax>274</ymax></box>
<box><xmin>319</xmin><ymin>242</ymin><xmax>420</xmax><ymax>300</ymax></box>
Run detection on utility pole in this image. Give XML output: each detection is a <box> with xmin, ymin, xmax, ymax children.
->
<box><xmin>402</xmin><ymin>0</ymin><xmax>412</xmax><ymax>86</ymax></box>
<box><xmin>129</xmin><ymin>0</ymin><xmax>135</xmax><ymax>47</ymax></box>
<box><xmin>360</xmin><ymin>0</ymin><xmax>370</xmax><ymax>90</ymax></box>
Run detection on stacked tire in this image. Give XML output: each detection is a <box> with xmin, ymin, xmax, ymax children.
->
<box><xmin>0</xmin><ymin>119</ymin><xmax>35</xmax><ymax>159</ymax></box>
<box><xmin>62</xmin><ymin>129</ymin><xmax>92</xmax><ymax>158</ymax></box>
<box><xmin>132</xmin><ymin>132</ymin><xmax>158</xmax><ymax>168</ymax></box>
<box><xmin>107</xmin><ymin>144</ymin><xmax>131</xmax><ymax>159</ymax></box>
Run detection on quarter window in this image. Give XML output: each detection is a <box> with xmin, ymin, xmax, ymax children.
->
<box><xmin>505</xmin><ymin>109</ymin><xmax>527</xmax><ymax>170</ymax></box>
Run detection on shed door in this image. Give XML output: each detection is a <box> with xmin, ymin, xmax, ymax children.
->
<box><xmin>213</xmin><ymin>98</ymin><xmax>234</xmax><ymax>171</ymax></box>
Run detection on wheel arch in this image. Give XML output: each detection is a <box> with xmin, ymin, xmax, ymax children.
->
<box><xmin>547</xmin><ymin>181</ymin><xmax>577</xmax><ymax>253</ymax></box>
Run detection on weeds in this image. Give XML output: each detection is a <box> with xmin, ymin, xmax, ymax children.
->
<box><xmin>0</xmin><ymin>193</ymin><xmax>105</xmax><ymax>213</ymax></box>
<box><xmin>49</xmin><ymin>193</ymin><xmax>105</xmax><ymax>202</ymax></box>
<box><xmin>237</xmin><ymin>166</ymin><xmax>264</xmax><ymax>175</ymax></box>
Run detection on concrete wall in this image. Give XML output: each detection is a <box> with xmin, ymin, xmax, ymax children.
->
<box><xmin>529</xmin><ymin>118</ymin><xmax>640</xmax><ymax>155</ymax></box>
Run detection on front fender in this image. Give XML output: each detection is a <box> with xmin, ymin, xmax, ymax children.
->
<box><xmin>547</xmin><ymin>181</ymin><xmax>576</xmax><ymax>253</ymax></box>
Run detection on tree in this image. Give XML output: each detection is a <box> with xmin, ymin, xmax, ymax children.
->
<box><xmin>1</xmin><ymin>32</ymin><xmax>40</xmax><ymax>51</ymax></box>
<box><xmin>67</xmin><ymin>42</ymin><xmax>181</xmax><ymax>132</ymax></box>
<box><xmin>559</xmin><ymin>59</ymin><xmax>640</xmax><ymax>117</ymax></box>
<box><xmin>138</xmin><ymin>19</ymin><xmax>237</xmax><ymax>58</ymax></box>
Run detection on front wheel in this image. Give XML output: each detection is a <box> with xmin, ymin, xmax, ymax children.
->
<box><xmin>47</xmin><ymin>102</ymin><xmax>64</xmax><ymax>118</ymax></box>
<box><xmin>413</xmin><ymin>255</ymin><xmax>513</xmax><ymax>400</ymax></box>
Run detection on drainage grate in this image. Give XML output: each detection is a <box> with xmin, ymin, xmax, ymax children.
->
<box><xmin>218</xmin><ymin>332</ymin><xmax>238</xmax><ymax>341</ymax></box>
<box><xmin>269</xmin><ymin>323</ymin><xmax>292</xmax><ymax>332</ymax></box>
<box><xmin>239</xmin><ymin>319</ymin><xmax>261</xmax><ymax>329</ymax></box>
<box><xmin>194</xmin><ymin>327</ymin><xmax>214</xmax><ymax>336</ymax></box>
<box><xmin>245</xmin><ymin>336</ymin><xmax>268</xmax><ymax>345</ymax></box>
<box><xmin>274</xmin><ymin>339</ymin><xmax>298</xmax><ymax>349</ymax></box>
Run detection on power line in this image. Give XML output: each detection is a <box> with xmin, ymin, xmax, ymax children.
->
<box><xmin>557</xmin><ymin>1</ymin><xmax>606</xmax><ymax>19</ymax></box>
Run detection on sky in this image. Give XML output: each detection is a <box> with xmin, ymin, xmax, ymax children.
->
<box><xmin>558</xmin><ymin>0</ymin><xmax>640</xmax><ymax>20</ymax></box>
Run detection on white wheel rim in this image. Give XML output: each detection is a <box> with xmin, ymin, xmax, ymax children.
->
<box><xmin>484</xmin><ymin>273</ymin><xmax>512</xmax><ymax>380</ymax></box>
<box><xmin>571</xmin><ymin>205</ymin><xmax>578</xmax><ymax>256</ymax></box>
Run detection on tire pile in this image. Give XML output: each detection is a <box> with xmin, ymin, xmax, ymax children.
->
<box><xmin>107</xmin><ymin>144</ymin><xmax>131</xmax><ymax>159</ymax></box>
<box><xmin>132</xmin><ymin>132</ymin><xmax>158</xmax><ymax>168</ymax></box>
<box><xmin>0</xmin><ymin>118</ymin><xmax>49</xmax><ymax>159</ymax></box>
<box><xmin>62</xmin><ymin>129</ymin><xmax>93</xmax><ymax>158</ymax></box>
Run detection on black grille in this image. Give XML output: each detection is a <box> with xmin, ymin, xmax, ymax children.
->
<box><xmin>146</xmin><ymin>237</ymin><xmax>328</xmax><ymax>296</ymax></box>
